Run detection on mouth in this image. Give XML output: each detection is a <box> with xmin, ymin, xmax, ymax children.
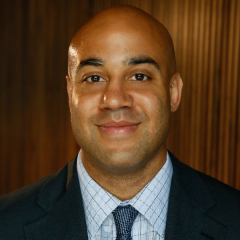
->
<box><xmin>97</xmin><ymin>121</ymin><xmax>140</xmax><ymax>136</ymax></box>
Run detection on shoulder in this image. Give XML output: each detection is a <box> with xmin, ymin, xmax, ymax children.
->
<box><xmin>169</xmin><ymin>151</ymin><xmax>240</xmax><ymax>200</ymax></box>
<box><xmin>190</xmin><ymin>165</ymin><xmax>240</xmax><ymax>237</ymax></box>
<box><xmin>180</xmin><ymin>157</ymin><xmax>240</xmax><ymax>203</ymax></box>
<box><xmin>169</xmin><ymin>151</ymin><xmax>240</xmax><ymax>235</ymax></box>
<box><xmin>0</xmin><ymin>175</ymin><xmax>50</xmax><ymax>239</ymax></box>
<box><xmin>198</xmin><ymin>169</ymin><xmax>240</xmax><ymax>199</ymax></box>
<box><xmin>0</xmin><ymin>159</ymin><xmax>72</xmax><ymax>239</ymax></box>
<box><xmin>0</xmin><ymin>175</ymin><xmax>49</xmax><ymax>210</ymax></box>
<box><xmin>197</xmin><ymin>168</ymin><xmax>240</xmax><ymax>223</ymax></box>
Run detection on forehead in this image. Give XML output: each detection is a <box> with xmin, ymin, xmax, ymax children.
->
<box><xmin>85</xmin><ymin>23</ymin><xmax>160</xmax><ymax>53</ymax></box>
<box><xmin>69</xmin><ymin>13</ymin><xmax>173</xmax><ymax>80</ymax></box>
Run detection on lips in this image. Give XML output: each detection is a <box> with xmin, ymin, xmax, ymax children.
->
<box><xmin>98</xmin><ymin>121</ymin><xmax>140</xmax><ymax>135</ymax></box>
<box><xmin>99</xmin><ymin>121</ymin><xmax>138</xmax><ymax>127</ymax></box>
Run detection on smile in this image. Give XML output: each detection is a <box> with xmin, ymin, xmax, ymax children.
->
<box><xmin>98</xmin><ymin>121</ymin><xmax>140</xmax><ymax>135</ymax></box>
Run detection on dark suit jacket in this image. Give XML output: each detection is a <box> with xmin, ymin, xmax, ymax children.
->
<box><xmin>1</xmin><ymin>152</ymin><xmax>240</xmax><ymax>240</ymax></box>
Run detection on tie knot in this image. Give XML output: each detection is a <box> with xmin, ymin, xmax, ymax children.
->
<box><xmin>112</xmin><ymin>205</ymin><xmax>139</xmax><ymax>240</ymax></box>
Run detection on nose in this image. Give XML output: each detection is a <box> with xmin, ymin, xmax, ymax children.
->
<box><xmin>99</xmin><ymin>78</ymin><xmax>133</xmax><ymax>110</ymax></box>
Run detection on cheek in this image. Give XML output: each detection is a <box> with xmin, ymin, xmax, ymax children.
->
<box><xmin>136</xmin><ymin>88</ymin><xmax>171</xmax><ymax>142</ymax></box>
<box><xmin>70</xmin><ymin>89</ymin><xmax>101</xmax><ymax>145</ymax></box>
<box><xmin>70</xmin><ymin>90</ymin><xmax>99</xmax><ymax>143</ymax></box>
<box><xmin>71</xmin><ymin>88</ymin><xmax>100</xmax><ymax>116</ymax></box>
<box><xmin>135</xmin><ymin>87</ymin><xmax>170</xmax><ymax>118</ymax></box>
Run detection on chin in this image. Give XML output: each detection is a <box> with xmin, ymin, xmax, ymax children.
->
<box><xmin>94</xmin><ymin>147</ymin><xmax>150</xmax><ymax>173</ymax></box>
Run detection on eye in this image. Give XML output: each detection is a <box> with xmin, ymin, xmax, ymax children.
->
<box><xmin>130</xmin><ymin>74</ymin><xmax>149</xmax><ymax>81</ymax></box>
<box><xmin>84</xmin><ymin>75</ymin><xmax>105</xmax><ymax>82</ymax></box>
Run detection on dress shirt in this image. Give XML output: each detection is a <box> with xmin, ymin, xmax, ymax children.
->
<box><xmin>77</xmin><ymin>151</ymin><xmax>173</xmax><ymax>240</ymax></box>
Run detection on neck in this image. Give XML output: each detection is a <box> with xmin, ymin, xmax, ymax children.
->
<box><xmin>81</xmin><ymin>149</ymin><xmax>167</xmax><ymax>201</ymax></box>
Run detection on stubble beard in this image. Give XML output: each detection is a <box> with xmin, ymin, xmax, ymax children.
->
<box><xmin>71</xmin><ymin>104</ymin><xmax>171</xmax><ymax>176</ymax></box>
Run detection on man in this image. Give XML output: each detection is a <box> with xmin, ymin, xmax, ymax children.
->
<box><xmin>0</xmin><ymin>5</ymin><xmax>240</xmax><ymax>240</ymax></box>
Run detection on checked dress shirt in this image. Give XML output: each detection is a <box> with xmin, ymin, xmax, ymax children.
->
<box><xmin>77</xmin><ymin>151</ymin><xmax>173</xmax><ymax>240</ymax></box>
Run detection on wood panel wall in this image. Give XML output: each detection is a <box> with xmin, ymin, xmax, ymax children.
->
<box><xmin>0</xmin><ymin>0</ymin><xmax>239</xmax><ymax>195</ymax></box>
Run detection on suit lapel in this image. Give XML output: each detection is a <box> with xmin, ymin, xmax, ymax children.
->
<box><xmin>23</xmin><ymin>152</ymin><xmax>228</xmax><ymax>239</ymax></box>
<box><xmin>165</xmin><ymin>152</ymin><xmax>227</xmax><ymax>240</ymax></box>
<box><xmin>24</xmin><ymin>158</ymin><xmax>88</xmax><ymax>240</ymax></box>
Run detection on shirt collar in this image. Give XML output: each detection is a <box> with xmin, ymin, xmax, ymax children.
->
<box><xmin>77</xmin><ymin>151</ymin><xmax>173</xmax><ymax>239</ymax></box>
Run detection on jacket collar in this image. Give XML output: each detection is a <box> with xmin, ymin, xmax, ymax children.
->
<box><xmin>24</xmin><ymin>152</ymin><xmax>228</xmax><ymax>240</ymax></box>
<box><xmin>24</xmin><ymin>157</ymin><xmax>88</xmax><ymax>240</ymax></box>
<box><xmin>165</xmin><ymin>151</ymin><xmax>227</xmax><ymax>240</ymax></box>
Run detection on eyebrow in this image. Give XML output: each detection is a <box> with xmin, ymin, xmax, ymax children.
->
<box><xmin>124</xmin><ymin>56</ymin><xmax>160</xmax><ymax>70</ymax></box>
<box><xmin>76</xmin><ymin>56</ymin><xmax>160</xmax><ymax>71</ymax></box>
<box><xmin>77</xmin><ymin>58</ymin><xmax>105</xmax><ymax>71</ymax></box>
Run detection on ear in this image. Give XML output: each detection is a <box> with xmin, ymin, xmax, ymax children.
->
<box><xmin>169</xmin><ymin>73</ymin><xmax>183</xmax><ymax>112</ymax></box>
<box><xmin>66</xmin><ymin>75</ymin><xmax>72</xmax><ymax>110</ymax></box>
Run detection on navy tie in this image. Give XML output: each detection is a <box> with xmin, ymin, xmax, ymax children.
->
<box><xmin>112</xmin><ymin>205</ymin><xmax>139</xmax><ymax>240</ymax></box>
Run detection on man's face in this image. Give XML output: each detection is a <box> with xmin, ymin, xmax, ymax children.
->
<box><xmin>67</xmin><ymin>20</ymin><xmax>179</xmax><ymax>174</ymax></box>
